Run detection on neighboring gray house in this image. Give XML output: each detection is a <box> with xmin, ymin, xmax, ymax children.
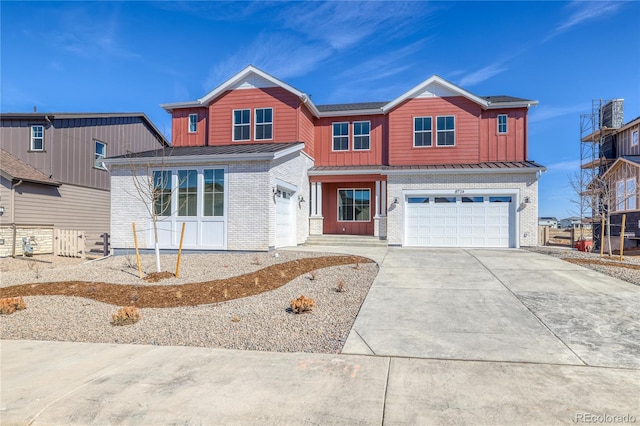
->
<box><xmin>559</xmin><ymin>217</ymin><xmax>581</xmax><ymax>229</ymax></box>
<box><xmin>0</xmin><ymin>112</ymin><xmax>168</xmax><ymax>256</ymax></box>
<box><xmin>538</xmin><ymin>217</ymin><xmax>558</xmax><ymax>228</ymax></box>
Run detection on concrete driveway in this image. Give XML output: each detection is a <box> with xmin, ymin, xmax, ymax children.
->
<box><xmin>2</xmin><ymin>247</ymin><xmax>639</xmax><ymax>425</ymax></box>
<box><xmin>343</xmin><ymin>248</ymin><xmax>640</xmax><ymax>369</ymax></box>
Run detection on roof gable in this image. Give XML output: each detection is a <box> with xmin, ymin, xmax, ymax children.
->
<box><xmin>602</xmin><ymin>157</ymin><xmax>640</xmax><ymax>180</ymax></box>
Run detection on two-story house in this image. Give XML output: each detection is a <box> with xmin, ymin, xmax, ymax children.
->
<box><xmin>107</xmin><ymin>65</ymin><xmax>544</xmax><ymax>253</ymax></box>
<box><xmin>0</xmin><ymin>113</ymin><xmax>168</xmax><ymax>256</ymax></box>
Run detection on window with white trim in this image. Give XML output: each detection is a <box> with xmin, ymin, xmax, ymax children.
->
<box><xmin>616</xmin><ymin>180</ymin><xmax>625</xmax><ymax>211</ymax></box>
<box><xmin>188</xmin><ymin>114</ymin><xmax>197</xmax><ymax>133</ymax></box>
<box><xmin>333</xmin><ymin>122</ymin><xmax>349</xmax><ymax>151</ymax></box>
<box><xmin>633</xmin><ymin>130</ymin><xmax>639</xmax><ymax>147</ymax></box>
<box><xmin>338</xmin><ymin>189</ymin><xmax>370</xmax><ymax>221</ymax></box>
<box><xmin>627</xmin><ymin>178</ymin><xmax>636</xmax><ymax>210</ymax></box>
<box><xmin>94</xmin><ymin>140</ymin><xmax>107</xmax><ymax>170</ymax></box>
<box><xmin>233</xmin><ymin>109</ymin><xmax>250</xmax><ymax>141</ymax></box>
<box><xmin>30</xmin><ymin>125</ymin><xmax>44</xmax><ymax>151</ymax></box>
<box><xmin>203</xmin><ymin>169</ymin><xmax>224</xmax><ymax>216</ymax></box>
<box><xmin>178</xmin><ymin>169</ymin><xmax>198</xmax><ymax>216</ymax></box>
<box><xmin>436</xmin><ymin>116</ymin><xmax>455</xmax><ymax>146</ymax></box>
<box><xmin>153</xmin><ymin>170</ymin><xmax>172</xmax><ymax>217</ymax></box>
<box><xmin>497</xmin><ymin>114</ymin><xmax>508</xmax><ymax>134</ymax></box>
<box><xmin>255</xmin><ymin>108</ymin><xmax>273</xmax><ymax>140</ymax></box>
<box><xmin>414</xmin><ymin>117</ymin><xmax>432</xmax><ymax>147</ymax></box>
<box><xmin>353</xmin><ymin>121</ymin><xmax>370</xmax><ymax>150</ymax></box>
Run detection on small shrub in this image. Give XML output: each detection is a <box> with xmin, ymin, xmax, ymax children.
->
<box><xmin>290</xmin><ymin>295</ymin><xmax>316</xmax><ymax>314</ymax></box>
<box><xmin>353</xmin><ymin>261</ymin><xmax>361</xmax><ymax>270</ymax></box>
<box><xmin>231</xmin><ymin>315</ymin><xmax>240</xmax><ymax>323</ymax></box>
<box><xmin>252</xmin><ymin>255</ymin><xmax>261</xmax><ymax>265</ymax></box>
<box><xmin>336</xmin><ymin>278</ymin><xmax>346</xmax><ymax>293</ymax></box>
<box><xmin>308</xmin><ymin>270</ymin><xmax>318</xmax><ymax>281</ymax></box>
<box><xmin>111</xmin><ymin>306</ymin><xmax>140</xmax><ymax>326</ymax></box>
<box><xmin>27</xmin><ymin>258</ymin><xmax>42</xmax><ymax>279</ymax></box>
<box><xmin>0</xmin><ymin>297</ymin><xmax>27</xmax><ymax>315</ymax></box>
<box><xmin>254</xmin><ymin>277</ymin><xmax>260</xmax><ymax>286</ymax></box>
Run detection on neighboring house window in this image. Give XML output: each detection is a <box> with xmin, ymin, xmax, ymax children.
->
<box><xmin>188</xmin><ymin>114</ymin><xmax>197</xmax><ymax>133</ymax></box>
<box><xmin>255</xmin><ymin>108</ymin><xmax>273</xmax><ymax>140</ymax></box>
<box><xmin>436</xmin><ymin>116</ymin><xmax>455</xmax><ymax>146</ymax></box>
<box><xmin>353</xmin><ymin>121</ymin><xmax>370</xmax><ymax>150</ymax></box>
<box><xmin>627</xmin><ymin>178</ymin><xmax>636</xmax><ymax>210</ymax></box>
<box><xmin>333</xmin><ymin>122</ymin><xmax>349</xmax><ymax>151</ymax></box>
<box><xmin>30</xmin><ymin>125</ymin><xmax>44</xmax><ymax>151</ymax></box>
<box><xmin>497</xmin><ymin>114</ymin><xmax>508</xmax><ymax>134</ymax></box>
<box><xmin>94</xmin><ymin>140</ymin><xmax>107</xmax><ymax>170</ymax></box>
<box><xmin>203</xmin><ymin>169</ymin><xmax>224</xmax><ymax>216</ymax></box>
<box><xmin>414</xmin><ymin>117</ymin><xmax>432</xmax><ymax>147</ymax></box>
<box><xmin>153</xmin><ymin>170</ymin><xmax>172</xmax><ymax>216</ymax></box>
<box><xmin>616</xmin><ymin>180</ymin><xmax>625</xmax><ymax>211</ymax></box>
<box><xmin>233</xmin><ymin>109</ymin><xmax>250</xmax><ymax>141</ymax></box>
<box><xmin>633</xmin><ymin>130</ymin><xmax>639</xmax><ymax>147</ymax></box>
<box><xmin>338</xmin><ymin>189</ymin><xmax>370</xmax><ymax>222</ymax></box>
<box><xmin>178</xmin><ymin>170</ymin><xmax>198</xmax><ymax>216</ymax></box>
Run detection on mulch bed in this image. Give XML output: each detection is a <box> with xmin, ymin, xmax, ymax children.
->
<box><xmin>0</xmin><ymin>255</ymin><xmax>371</xmax><ymax>308</ymax></box>
<box><xmin>563</xmin><ymin>257</ymin><xmax>640</xmax><ymax>270</ymax></box>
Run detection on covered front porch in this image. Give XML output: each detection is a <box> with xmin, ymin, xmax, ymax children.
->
<box><xmin>308</xmin><ymin>169</ymin><xmax>387</xmax><ymax>238</ymax></box>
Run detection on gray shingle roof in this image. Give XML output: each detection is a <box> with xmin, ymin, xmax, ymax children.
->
<box><xmin>0</xmin><ymin>149</ymin><xmax>60</xmax><ymax>186</ymax></box>
<box><xmin>108</xmin><ymin>142</ymin><xmax>303</xmax><ymax>160</ymax></box>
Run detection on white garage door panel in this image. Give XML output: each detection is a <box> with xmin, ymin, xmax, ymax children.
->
<box><xmin>275</xmin><ymin>188</ymin><xmax>296</xmax><ymax>248</ymax></box>
<box><xmin>405</xmin><ymin>195</ymin><xmax>514</xmax><ymax>248</ymax></box>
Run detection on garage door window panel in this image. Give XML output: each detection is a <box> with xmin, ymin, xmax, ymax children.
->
<box><xmin>338</xmin><ymin>189</ymin><xmax>370</xmax><ymax>222</ymax></box>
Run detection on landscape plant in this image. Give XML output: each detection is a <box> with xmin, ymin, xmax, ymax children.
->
<box><xmin>0</xmin><ymin>297</ymin><xmax>26</xmax><ymax>315</ymax></box>
<box><xmin>111</xmin><ymin>306</ymin><xmax>141</xmax><ymax>326</ymax></box>
<box><xmin>290</xmin><ymin>295</ymin><xmax>315</xmax><ymax>314</ymax></box>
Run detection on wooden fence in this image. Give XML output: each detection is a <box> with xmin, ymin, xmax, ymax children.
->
<box><xmin>54</xmin><ymin>229</ymin><xmax>85</xmax><ymax>258</ymax></box>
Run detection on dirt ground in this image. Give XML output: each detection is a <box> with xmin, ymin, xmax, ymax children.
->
<box><xmin>0</xmin><ymin>255</ymin><xmax>372</xmax><ymax>308</ymax></box>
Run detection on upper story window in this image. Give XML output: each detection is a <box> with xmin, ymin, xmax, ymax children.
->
<box><xmin>30</xmin><ymin>125</ymin><xmax>44</xmax><ymax>151</ymax></box>
<box><xmin>353</xmin><ymin>121</ymin><xmax>370</xmax><ymax>150</ymax></box>
<box><xmin>233</xmin><ymin>109</ymin><xmax>251</xmax><ymax>141</ymax></box>
<box><xmin>188</xmin><ymin>114</ymin><xmax>198</xmax><ymax>133</ymax></box>
<box><xmin>333</xmin><ymin>122</ymin><xmax>349</xmax><ymax>151</ymax></box>
<box><xmin>255</xmin><ymin>108</ymin><xmax>273</xmax><ymax>140</ymax></box>
<box><xmin>414</xmin><ymin>117</ymin><xmax>432</xmax><ymax>147</ymax></box>
<box><xmin>94</xmin><ymin>140</ymin><xmax>107</xmax><ymax>170</ymax></box>
<box><xmin>497</xmin><ymin>114</ymin><xmax>508</xmax><ymax>134</ymax></box>
<box><xmin>633</xmin><ymin>130</ymin><xmax>639</xmax><ymax>147</ymax></box>
<box><xmin>436</xmin><ymin>116</ymin><xmax>455</xmax><ymax>146</ymax></box>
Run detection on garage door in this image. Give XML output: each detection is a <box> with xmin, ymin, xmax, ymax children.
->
<box><xmin>405</xmin><ymin>195</ymin><xmax>513</xmax><ymax>247</ymax></box>
<box><xmin>275</xmin><ymin>188</ymin><xmax>296</xmax><ymax>248</ymax></box>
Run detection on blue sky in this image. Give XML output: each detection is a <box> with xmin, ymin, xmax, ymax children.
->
<box><xmin>2</xmin><ymin>1</ymin><xmax>639</xmax><ymax>219</ymax></box>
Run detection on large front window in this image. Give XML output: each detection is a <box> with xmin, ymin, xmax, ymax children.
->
<box><xmin>153</xmin><ymin>170</ymin><xmax>172</xmax><ymax>216</ymax></box>
<box><xmin>436</xmin><ymin>116</ymin><xmax>455</xmax><ymax>146</ymax></box>
<box><xmin>233</xmin><ymin>109</ymin><xmax>250</xmax><ymax>141</ymax></box>
<box><xmin>338</xmin><ymin>189</ymin><xmax>370</xmax><ymax>222</ymax></box>
<box><xmin>616</xmin><ymin>180</ymin><xmax>625</xmax><ymax>211</ymax></box>
<box><xmin>353</xmin><ymin>121</ymin><xmax>370</xmax><ymax>150</ymax></box>
<box><xmin>333</xmin><ymin>122</ymin><xmax>349</xmax><ymax>151</ymax></box>
<box><xmin>255</xmin><ymin>108</ymin><xmax>273</xmax><ymax>140</ymax></box>
<box><xmin>204</xmin><ymin>169</ymin><xmax>224</xmax><ymax>216</ymax></box>
<box><xmin>178</xmin><ymin>170</ymin><xmax>197</xmax><ymax>216</ymax></box>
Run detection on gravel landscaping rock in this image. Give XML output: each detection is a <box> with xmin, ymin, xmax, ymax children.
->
<box><xmin>0</xmin><ymin>252</ymin><xmax>378</xmax><ymax>354</ymax></box>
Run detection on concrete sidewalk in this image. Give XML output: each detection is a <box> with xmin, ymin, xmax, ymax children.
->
<box><xmin>2</xmin><ymin>340</ymin><xmax>638</xmax><ymax>425</ymax></box>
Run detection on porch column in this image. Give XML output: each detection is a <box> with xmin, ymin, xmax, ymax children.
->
<box><xmin>374</xmin><ymin>181</ymin><xmax>381</xmax><ymax>218</ymax></box>
<box><xmin>311</xmin><ymin>182</ymin><xmax>318</xmax><ymax>216</ymax></box>
<box><xmin>316</xmin><ymin>182</ymin><xmax>322</xmax><ymax>215</ymax></box>
<box><xmin>381</xmin><ymin>180</ymin><xmax>387</xmax><ymax>216</ymax></box>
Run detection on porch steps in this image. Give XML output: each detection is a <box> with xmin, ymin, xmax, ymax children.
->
<box><xmin>303</xmin><ymin>235</ymin><xmax>388</xmax><ymax>247</ymax></box>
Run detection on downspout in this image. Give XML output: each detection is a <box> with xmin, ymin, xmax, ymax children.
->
<box><xmin>11</xmin><ymin>179</ymin><xmax>23</xmax><ymax>258</ymax></box>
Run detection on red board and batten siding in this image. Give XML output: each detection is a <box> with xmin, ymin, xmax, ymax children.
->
<box><xmin>314</xmin><ymin>115</ymin><xmax>385</xmax><ymax>167</ymax></box>
<box><xmin>478</xmin><ymin>108</ymin><xmax>527</xmax><ymax>162</ymax></box>
<box><xmin>172</xmin><ymin>108</ymin><xmax>208</xmax><ymax>147</ymax></box>
<box><xmin>299</xmin><ymin>105</ymin><xmax>316</xmax><ymax>159</ymax></box>
<box><xmin>321</xmin><ymin>182</ymin><xmax>375</xmax><ymax>235</ymax></box>
<box><xmin>388</xmin><ymin>96</ymin><xmax>482</xmax><ymax>165</ymax></box>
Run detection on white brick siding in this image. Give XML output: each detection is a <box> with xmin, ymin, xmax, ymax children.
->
<box><xmin>110</xmin><ymin>166</ymin><xmax>152</xmax><ymax>249</ymax></box>
<box><xmin>386</xmin><ymin>172</ymin><xmax>539</xmax><ymax>247</ymax></box>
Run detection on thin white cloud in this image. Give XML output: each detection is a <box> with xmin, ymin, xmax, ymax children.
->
<box><xmin>546</xmin><ymin>159</ymin><xmax>582</xmax><ymax>173</ymax></box>
<box><xmin>458</xmin><ymin>62</ymin><xmax>508</xmax><ymax>87</ymax></box>
<box><xmin>529</xmin><ymin>104</ymin><xmax>587</xmax><ymax>124</ymax></box>
<box><xmin>546</xmin><ymin>1</ymin><xmax>625</xmax><ymax>41</ymax></box>
<box><xmin>204</xmin><ymin>33</ymin><xmax>332</xmax><ymax>91</ymax></box>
